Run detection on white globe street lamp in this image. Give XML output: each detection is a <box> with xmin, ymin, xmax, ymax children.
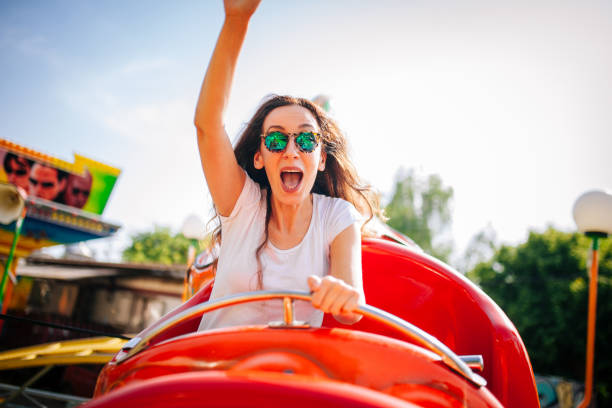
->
<box><xmin>181</xmin><ymin>213</ymin><xmax>206</xmax><ymax>264</ymax></box>
<box><xmin>181</xmin><ymin>214</ymin><xmax>207</xmax><ymax>241</ymax></box>
<box><xmin>573</xmin><ymin>189</ymin><xmax>612</xmax><ymax>408</ymax></box>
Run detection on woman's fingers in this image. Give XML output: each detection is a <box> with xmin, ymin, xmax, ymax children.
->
<box><xmin>309</xmin><ymin>275</ymin><xmax>360</xmax><ymax>315</ymax></box>
<box><xmin>307</xmin><ymin>275</ymin><xmax>321</xmax><ymax>292</ymax></box>
<box><xmin>310</xmin><ymin>275</ymin><xmax>330</xmax><ymax>309</ymax></box>
<box><xmin>341</xmin><ymin>293</ymin><xmax>360</xmax><ymax>314</ymax></box>
<box><xmin>319</xmin><ymin>280</ymin><xmax>344</xmax><ymax>312</ymax></box>
<box><xmin>329</xmin><ymin>290</ymin><xmax>354</xmax><ymax>316</ymax></box>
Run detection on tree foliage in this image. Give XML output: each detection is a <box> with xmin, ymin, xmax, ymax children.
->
<box><xmin>457</xmin><ymin>224</ymin><xmax>497</xmax><ymax>273</ymax></box>
<box><xmin>468</xmin><ymin>228</ymin><xmax>612</xmax><ymax>404</ymax></box>
<box><xmin>385</xmin><ymin>168</ymin><xmax>453</xmax><ymax>261</ymax></box>
<box><xmin>122</xmin><ymin>227</ymin><xmax>207</xmax><ymax>265</ymax></box>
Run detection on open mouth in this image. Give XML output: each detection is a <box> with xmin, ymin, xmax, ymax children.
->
<box><xmin>280</xmin><ymin>169</ymin><xmax>303</xmax><ymax>193</ymax></box>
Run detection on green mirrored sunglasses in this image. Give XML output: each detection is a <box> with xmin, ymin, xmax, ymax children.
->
<box><xmin>261</xmin><ymin>131</ymin><xmax>321</xmax><ymax>153</ymax></box>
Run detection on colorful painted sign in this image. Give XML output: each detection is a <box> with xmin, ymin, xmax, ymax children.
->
<box><xmin>0</xmin><ymin>139</ymin><xmax>120</xmax><ymax>215</ymax></box>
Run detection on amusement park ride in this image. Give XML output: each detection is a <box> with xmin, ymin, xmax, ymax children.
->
<box><xmin>87</xmin><ymin>232</ymin><xmax>539</xmax><ymax>408</ymax></box>
<box><xmin>1</xmin><ymin>138</ymin><xmax>610</xmax><ymax>407</ymax></box>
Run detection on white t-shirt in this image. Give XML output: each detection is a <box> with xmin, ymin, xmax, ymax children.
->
<box><xmin>198</xmin><ymin>174</ymin><xmax>362</xmax><ymax>330</ymax></box>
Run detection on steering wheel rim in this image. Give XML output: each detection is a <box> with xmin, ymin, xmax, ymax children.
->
<box><xmin>115</xmin><ymin>290</ymin><xmax>486</xmax><ymax>387</ymax></box>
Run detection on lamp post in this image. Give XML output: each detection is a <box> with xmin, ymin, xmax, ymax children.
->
<box><xmin>573</xmin><ymin>189</ymin><xmax>612</xmax><ymax>408</ymax></box>
<box><xmin>0</xmin><ymin>184</ymin><xmax>27</xmax><ymax>310</ymax></box>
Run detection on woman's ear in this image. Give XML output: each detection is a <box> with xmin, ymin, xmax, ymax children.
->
<box><xmin>254</xmin><ymin>150</ymin><xmax>264</xmax><ymax>169</ymax></box>
<box><xmin>318</xmin><ymin>151</ymin><xmax>326</xmax><ymax>171</ymax></box>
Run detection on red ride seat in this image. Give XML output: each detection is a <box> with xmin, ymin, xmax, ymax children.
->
<box><xmin>140</xmin><ymin>237</ymin><xmax>538</xmax><ymax>408</ymax></box>
<box><xmin>321</xmin><ymin>238</ymin><xmax>539</xmax><ymax>408</ymax></box>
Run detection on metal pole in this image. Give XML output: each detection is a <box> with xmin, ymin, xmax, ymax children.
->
<box><xmin>578</xmin><ymin>235</ymin><xmax>601</xmax><ymax>408</ymax></box>
<box><xmin>0</xmin><ymin>209</ymin><xmax>25</xmax><ymax>310</ymax></box>
<box><xmin>1</xmin><ymin>365</ymin><xmax>53</xmax><ymax>407</ymax></box>
<box><xmin>182</xmin><ymin>239</ymin><xmax>198</xmax><ymax>302</ymax></box>
<box><xmin>0</xmin><ymin>382</ymin><xmax>89</xmax><ymax>405</ymax></box>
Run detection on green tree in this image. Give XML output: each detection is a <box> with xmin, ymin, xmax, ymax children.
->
<box><xmin>457</xmin><ymin>224</ymin><xmax>497</xmax><ymax>273</ymax></box>
<box><xmin>122</xmin><ymin>227</ymin><xmax>207</xmax><ymax>265</ymax></box>
<box><xmin>385</xmin><ymin>168</ymin><xmax>453</xmax><ymax>261</ymax></box>
<box><xmin>468</xmin><ymin>227</ymin><xmax>612</xmax><ymax>405</ymax></box>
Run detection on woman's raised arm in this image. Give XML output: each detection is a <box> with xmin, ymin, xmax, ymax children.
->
<box><xmin>194</xmin><ymin>0</ymin><xmax>261</xmax><ymax>216</ymax></box>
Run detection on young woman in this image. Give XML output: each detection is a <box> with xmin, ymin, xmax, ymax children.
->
<box><xmin>195</xmin><ymin>0</ymin><xmax>380</xmax><ymax>330</ymax></box>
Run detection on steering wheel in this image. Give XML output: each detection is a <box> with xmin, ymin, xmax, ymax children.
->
<box><xmin>115</xmin><ymin>291</ymin><xmax>486</xmax><ymax>387</ymax></box>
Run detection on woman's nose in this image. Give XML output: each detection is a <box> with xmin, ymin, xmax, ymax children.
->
<box><xmin>283</xmin><ymin>137</ymin><xmax>299</xmax><ymax>157</ymax></box>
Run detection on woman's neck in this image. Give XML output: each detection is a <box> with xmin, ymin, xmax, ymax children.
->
<box><xmin>268</xmin><ymin>193</ymin><xmax>313</xmax><ymax>248</ymax></box>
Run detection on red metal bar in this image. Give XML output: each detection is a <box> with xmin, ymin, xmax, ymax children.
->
<box><xmin>578</xmin><ymin>237</ymin><xmax>599</xmax><ymax>408</ymax></box>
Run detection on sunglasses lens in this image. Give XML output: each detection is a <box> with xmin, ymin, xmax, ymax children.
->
<box><xmin>265</xmin><ymin>132</ymin><xmax>288</xmax><ymax>152</ymax></box>
<box><xmin>296</xmin><ymin>132</ymin><xmax>317</xmax><ymax>152</ymax></box>
<box><xmin>73</xmin><ymin>188</ymin><xmax>90</xmax><ymax>196</ymax></box>
<box><xmin>6</xmin><ymin>169</ymin><xmax>27</xmax><ymax>176</ymax></box>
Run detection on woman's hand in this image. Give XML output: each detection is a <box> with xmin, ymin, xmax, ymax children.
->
<box><xmin>308</xmin><ymin>275</ymin><xmax>362</xmax><ymax>324</ymax></box>
<box><xmin>224</xmin><ymin>0</ymin><xmax>261</xmax><ymax>19</ymax></box>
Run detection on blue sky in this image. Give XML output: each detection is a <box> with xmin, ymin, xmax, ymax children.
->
<box><xmin>2</xmin><ymin>1</ymin><xmax>611</xmax><ymax>264</ymax></box>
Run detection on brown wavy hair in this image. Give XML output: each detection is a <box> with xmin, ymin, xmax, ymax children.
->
<box><xmin>209</xmin><ymin>95</ymin><xmax>381</xmax><ymax>289</ymax></box>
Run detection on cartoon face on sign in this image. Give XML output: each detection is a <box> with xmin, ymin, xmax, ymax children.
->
<box><xmin>64</xmin><ymin>171</ymin><xmax>93</xmax><ymax>208</ymax></box>
<box><xmin>0</xmin><ymin>141</ymin><xmax>120</xmax><ymax>214</ymax></box>
<box><xmin>28</xmin><ymin>163</ymin><xmax>68</xmax><ymax>202</ymax></box>
<box><xmin>3</xmin><ymin>153</ymin><xmax>32</xmax><ymax>193</ymax></box>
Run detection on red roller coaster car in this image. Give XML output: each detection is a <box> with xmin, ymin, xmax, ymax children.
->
<box><xmin>86</xmin><ymin>230</ymin><xmax>539</xmax><ymax>407</ymax></box>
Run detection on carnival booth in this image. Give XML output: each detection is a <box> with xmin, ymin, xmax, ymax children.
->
<box><xmin>0</xmin><ymin>139</ymin><xmax>121</xmax><ymax>317</ymax></box>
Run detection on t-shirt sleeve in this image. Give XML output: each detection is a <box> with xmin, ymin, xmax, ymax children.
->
<box><xmin>219</xmin><ymin>171</ymin><xmax>262</xmax><ymax>224</ymax></box>
<box><xmin>325</xmin><ymin>198</ymin><xmax>363</xmax><ymax>244</ymax></box>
